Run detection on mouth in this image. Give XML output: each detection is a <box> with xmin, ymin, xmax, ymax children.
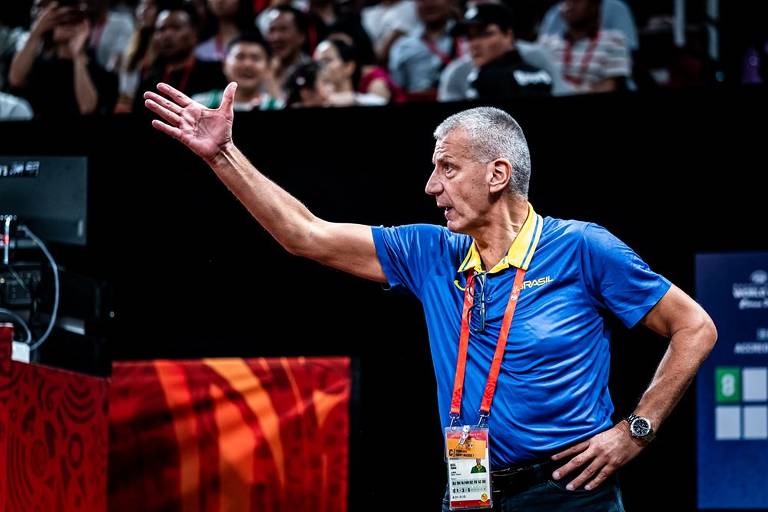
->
<box><xmin>442</xmin><ymin>206</ymin><xmax>454</xmax><ymax>219</ymax></box>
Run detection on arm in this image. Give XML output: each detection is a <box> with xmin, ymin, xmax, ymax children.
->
<box><xmin>143</xmin><ymin>82</ymin><xmax>386</xmax><ymax>283</ymax></box>
<box><xmin>71</xmin><ymin>21</ymin><xmax>100</xmax><ymax>114</ymax></box>
<box><xmin>551</xmin><ymin>284</ymin><xmax>717</xmax><ymax>490</ymax></box>
<box><xmin>8</xmin><ymin>3</ymin><xmax>61</xmax><ymax>89</ymax></box>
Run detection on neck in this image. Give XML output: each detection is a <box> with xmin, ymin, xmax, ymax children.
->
<box><xmin>57</xmin><ymin>46</ymin><xmax>74</xmax><ymax>59</ymax></box>
<box><xmin>472</xmin><ymin>195</ymin><xmax>529</xmax><ymax>271</ymax></box>
<box><xmin>165</xmin><ymin>52</ymin><xmax>194</xmax><ymax>69</ymax></box>
<box><xmin>424</xmin><ymin>19</ymin><xmax>448</xmax><ymax>39</ymax></box>
<box><xmin>235</xmin><ymin>86</ymin><xmax>261</xmax><ymax>102</ymax></box>
<box><xmin>567</xmin><ymin>19</ymin><xmax>598</xmax><ymax>41</ymax></box>
<box><xmin>217</xmin><ymin>21</ymin><xmax>239</xmax><ymax>41</ymax></box>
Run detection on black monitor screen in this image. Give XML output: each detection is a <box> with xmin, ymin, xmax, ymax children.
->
<box><xmin>0</xmin><ymin>156</ymin><xmax>87</xmax><ymax>245</ymax></box>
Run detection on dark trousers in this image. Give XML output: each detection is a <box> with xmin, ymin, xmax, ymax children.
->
<box><xmin>441</xmin><ymin>460</ymin><xmax>625</xmax><ymax>512</ymax></box>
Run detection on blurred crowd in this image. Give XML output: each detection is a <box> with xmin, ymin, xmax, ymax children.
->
<box><xmin>0</xmin><ymin>0</ymin><xmax>760</xmax><ymax>119</ymax></box>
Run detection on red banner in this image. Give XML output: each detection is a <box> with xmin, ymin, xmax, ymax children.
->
<box><xmin>109</xmin><ymin>357</ymin><xmax>350</xmax><ymax>512</ymax></box>
<box><xmin>0</xmin><ymin>324</ymin><xmax>109</xmax><ymax>512</ymax></box>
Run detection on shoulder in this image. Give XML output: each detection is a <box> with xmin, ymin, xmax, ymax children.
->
<box><xmin>391</xmin><ymin>33</ymin><xmax>424</xmax><ymax>57</ymax></box>
<box><xmin>375</xmin><ymin>223</ymin><xmax>471</xmax><ymax>251</ymax></box>
<box><xmin>599</xmin><ymin>29</ymin><xmax>628</xmax><ymax>48</ymax></box>
<box><xmin>541</xmin><ymin>216</ymin><xmax>591</xmax><ymax>242</ymax></box>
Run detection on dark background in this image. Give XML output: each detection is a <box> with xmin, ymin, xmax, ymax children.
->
<box><xmin>1</xmin><ymin>86</ymin><xmax>766</xmax><ymax>510</ymax></box>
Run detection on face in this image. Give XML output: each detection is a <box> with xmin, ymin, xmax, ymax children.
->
<box><xmin>313</xmin><ymin>41</ymin><xmax>353</xmax><ymax>90</ymax></box>
<box><xmin>562</xmin><ymin>0</ymin><xmax>599</xmax><ymax>28</ymax></box>
<box><xmin>425</xmin><ymin>129</ymin><xmax>493</xmax><ymax>234</ymax></box>
<box><xmin>207</xmin><ymin>0</ymin><xmax>239</xmax><ymax>18</ymax></box>
<box><xmin>416</xmin><ymin>0</ymin><xmax>454</xmax><ymax>25</ymax></box>
<box><xmin>298</xmin><ymin>79</ymin><xmax>332</xmax><ymax>107</ymax></box>
<box><xmin>154</xmin><ymin>10</ymin><xmax>197</xmax><ymax>60</ymax></box>
<box><xmin>224</xmin><ymin>42</ymin><xmax>269</xmax><ymax>90</ymax></box>
<box><xmin>51</xmin><ymin>4</ymin><xmax>89</xmax><ymax>43</ymax></box>
<box><xmin>266</xmin><ymin>11</ymin><xmax>305</xmax><ymax>60</ymax></box>
<box><xmin>467</xmin><ymin>24</ymin><xmax>513</xmax><ymax>67</ymax></box>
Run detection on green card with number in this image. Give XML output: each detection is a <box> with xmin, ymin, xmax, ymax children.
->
<box><xmin>715</xmin><ymin>367</ymin><xmax>741</xmax><ymax>403</ymax></box>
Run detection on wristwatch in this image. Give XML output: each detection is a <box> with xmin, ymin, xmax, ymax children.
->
<box><xmin>625</xmin><ymin>413</ymin><xmax>655</xmax><ymax>442</ymax></box>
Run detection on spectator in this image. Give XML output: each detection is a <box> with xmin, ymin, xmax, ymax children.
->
<box><xmin>115</xmin><ymin>0</ymin><xmax>158</xmax><ymax>112</ymax></box>
<box><xmin>9</xmin><ymin>0</ymin><xmax>118</xmax><ymax>116</ymax></box>
<box><xmin>538</xmin><ymin>0</ymin><xmax>631</xmax><ymax>94</ymax></box>
<box><xmin>256</xmin><ymin>0</ymin><xmax>328</xmax><ymax>53</ymax></box>
<box><xmin>284</xmin><ymin>61</ymin><xmax>330</xmax><ymax>106</ymax></box>
<box><xmin>313</xmin><ymin>37</ymin><xmax>403</xmax><ymax>105</ymax></box>
<box><xmin>327</xmin><ymin>2</ymin><xmax>377</xmax><ymax>70</ymax></box>
<box><xmin>195</xmin><ymin>0</ymin><xmax>254</xmax><ymax>62</ymax></box>
<box><xmin>90</xmin><ymin>0</ymin><xmax>135</xmax><ymax>71</ymax></box>
<box><xmin>192</xmin><ymin>32</ymin><xmax>282</xmax><ymax>110</ymax></box>
<box><xmin>361</xmin><ymin>0</ymin><xmax>420</xmax><ymax>63</ymax></box>
<box><xmin>134</xmin><ymin>3</ymin><xmax>226</xmax><ymax>112</ymax></box>
<box><xmin>264</xmin><ymin>5</ymin><xmax>312</xmax><ymax>87</ymax></box>
<box><xmin>539</xmin><ymin>0</ymin><xmax>638</xmax><ymax>51</ymax></box>
<box><xmin>0</xmin><ymin>92</ymin><xmax>34</xmax><ymax>120</ymax></box>
<box><xmin>388</xmin><ymin>0</ymin><xmax>461</xmax><ymax>99</ymax></box>
<box><xmin>442</xmin><ymin>3</ymin><xmax>553</xmax><ymax>101</ymax></box>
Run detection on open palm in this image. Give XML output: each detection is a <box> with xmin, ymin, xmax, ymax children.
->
<box><xmin>144</xmin><ymin>82</ymin><xmax>237</xmax><ymax>161</ymax></box>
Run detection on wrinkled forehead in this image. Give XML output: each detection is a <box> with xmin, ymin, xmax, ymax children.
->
<box><xmin>432</xmin><ymin>128</ymin><xmax>474</xmax><ymax>162</ymax></box>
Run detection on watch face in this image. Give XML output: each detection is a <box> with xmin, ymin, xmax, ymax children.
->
<box><xmin>630</xmin><ymin>417</ymin><xmax>651</xmax><ymax>437</ymax></box>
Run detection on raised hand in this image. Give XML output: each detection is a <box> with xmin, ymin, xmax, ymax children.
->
<box><xmin>144</xmin><ymin>82</ymin><xmax>237</xmax><ymax>162</ymax></box>
<box><xmin>69</xmin><ymin>19</ymin><xmax>91</xmax><ymax>57</ymax></box>
<box><xmin>30</xmin><ymin>2</ymin><xmax>64</xmax><ymax>38</ymax></box>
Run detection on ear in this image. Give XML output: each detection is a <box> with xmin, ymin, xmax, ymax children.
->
<box><xmin>488</xmin><ymin>159</ymin><xmax>513</xmax><ymax>194</ymax></box>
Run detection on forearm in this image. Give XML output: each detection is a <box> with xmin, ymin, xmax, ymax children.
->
<box><xmin>207</xmin><ymin>143</ymin><xmax>320</xmax><ymax>255</ymax></box>
<box><xmin>73</xmin><ymin>55</ymin><xmax>99</xmax><ymax>114</ymax></box>
<box><xmin>633</xmin><ymin>315</ymin><xmax>717</xmax><ymax>429</ymax></box>
<box><xmin>9</xmin><ymin>35</ymin><xmax>42</xmax><ymax>88</ymax></box>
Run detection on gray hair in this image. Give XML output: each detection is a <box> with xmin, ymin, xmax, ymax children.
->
<box><xmin>433</xmin><ymin>107</ymin><xmax>531</xmax><ymax>197</ymax></box>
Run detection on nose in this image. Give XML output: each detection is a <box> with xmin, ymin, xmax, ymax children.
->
<box><xmin>425</xmin><ymin>169</ymin><xmax>443</xmax><ymax>196</ymax></box>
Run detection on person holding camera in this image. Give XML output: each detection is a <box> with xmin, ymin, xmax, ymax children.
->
<box><xmin>9</xmin><ymin>0</ymin><xmax>117</xmax><ymax>116</ymax></box>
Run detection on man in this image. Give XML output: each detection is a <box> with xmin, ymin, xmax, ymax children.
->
<box><xmin>539</xmin><ymin>0</ymin><xmax>638</xmax><ymax>51</ymax></box>
<box><xmin>134</xmin><ymin>4</ymin><xmax>225</xmax><ymax>112</ymax></box>
<box><xmin>264</xmin><ymin>5</ymin><xmax>312</xmax><ymax>89</ymax></box>
<box><xmin>388</xmin><ymin>0</ymin><xmax>459</xmax><ymax>98</ymax></box>
<box><xmin>192</xmin><ymin>33</ymin><xmax>282</xmax><ymax>111</ymax></box>
<box><xmin>143</xmin><ymin>84</ymin><xmax>717</xmax><ymax>510</ymax></box>
<box><xmin>538</xmin><ymin>0</ymin><xmax>631</xmax><ymax>93</ymax></box>
<box><xmin>441</xmin><ymin>3</ymin><xmax>554</xmax><ymax>101</ymax></box>
<box><xmin>471</xmin><ymin>458</ymin><xmax>487</xmax><ymax>474</ymax></box>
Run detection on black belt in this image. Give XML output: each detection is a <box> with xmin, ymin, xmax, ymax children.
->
<box><xmin>490</xmin><ymin>458</ymin><xmax>560</xmax><ymax>497</ymax></box>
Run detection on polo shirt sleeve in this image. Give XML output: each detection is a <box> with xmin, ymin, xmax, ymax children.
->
<box><xmin>580</xmin><ymin>223</ymin><xmax>671</xmax><ymax>328</ymax></box>
<box><xmin>601</xmin><ymin>31</ymin><xmax>631</xmax><ymax>79</ymax></box>
<box><xmin>371</xmin><ymin>224</ymin><xmax>445</xmax><ymax>297</ymax></box>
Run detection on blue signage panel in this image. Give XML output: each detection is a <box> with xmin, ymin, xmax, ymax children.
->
<box><xmin>697</xmin><ymin>253</ymin><xmax>768</xmax><ymax>509</ymax></box>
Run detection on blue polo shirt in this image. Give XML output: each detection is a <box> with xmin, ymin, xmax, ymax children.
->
<box><xmin>371</xmin><ymin>204</ymin><xmax>671</xmax><ymax>467</ymax></box>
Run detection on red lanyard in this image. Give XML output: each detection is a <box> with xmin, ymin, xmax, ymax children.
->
<box><xmin>563</xmin><ymin>31</ymin><xmax>600</xmax><ymax>86</ymax></box>
<box><xmin>422</xmin><ymin>35</ymin><xmax>461</xmax><ymax>67</ymax></box>
<box><xmin>162</xmin><ymin>56</ymin><xmax>196</xmax><ymax>93</ymax></box>
<box><xmin>450</xmin><ymin>267</ymin><xmax>526</xmax><ymax>420</ymax></box>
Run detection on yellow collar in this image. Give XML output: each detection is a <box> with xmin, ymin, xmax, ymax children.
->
<box><xmin>456</xmin><ymin>203</ymin><xmax>543</xmax><ymax>274</ymax></box>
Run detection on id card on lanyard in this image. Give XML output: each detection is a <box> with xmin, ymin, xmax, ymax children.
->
<box><xmin>445</xmin><ymin>267</ymin><xmax>526</xmax><ymax>510</ymax></box>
